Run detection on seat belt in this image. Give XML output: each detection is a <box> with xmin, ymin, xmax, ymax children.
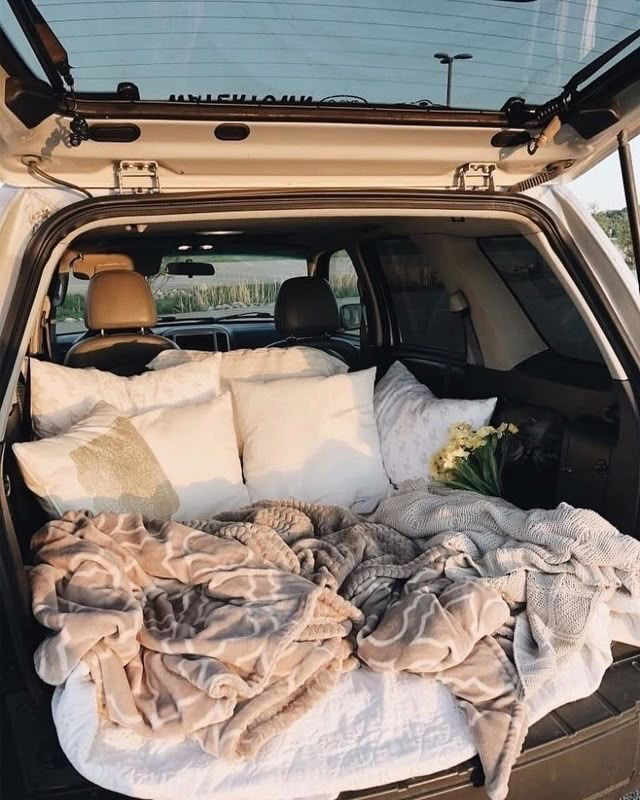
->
<box><xmin>40</xmin><ymin>296</ymin><xmax>53</xmax><ymax>361</ymax></box>
<box><xmin>22</xmin><ymin>350</ymin><xmax>33</xmax><ymax>440</ymax></box>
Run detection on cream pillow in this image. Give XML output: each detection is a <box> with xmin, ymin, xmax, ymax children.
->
<box><xmin>374</xmin><ymin>361</ymin><xmax>497</xmax><ymax>485</ymax></box>
<box><xmin>148</xmin><ymin>345</ymin><xmax>348</xmax><ymax>390</ymax></box>
<box><xmin>30</xmin><ymin>357</ymin><xmax>221</xmax><ymax>438</ymax></box>
<box><xmin>232</xmin><ymin>368</ymin><xmax>391</xmax><ymax>508</ymax></box>
<box><xmin>14</xmin><ymin>394</ymin><xmax>249</xmax><ymax>520</ymax></box>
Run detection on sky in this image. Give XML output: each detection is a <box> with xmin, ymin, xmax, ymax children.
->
<box><xmin>570</xmin><ymin>136</ymin><xmax>640</xmax><ymax>211</ymax></box>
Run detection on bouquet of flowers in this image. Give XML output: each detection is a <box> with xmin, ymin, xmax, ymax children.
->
<box><xmin>430</xmin><ymin>421</ymin><xmax>519</xmax><ymax>498</ymax></box>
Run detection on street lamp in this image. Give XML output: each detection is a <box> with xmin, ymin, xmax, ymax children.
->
<box><xmin>433</xmin><ymin>52</ymin><xmax>473</xmax><ymax>107</ymax></box>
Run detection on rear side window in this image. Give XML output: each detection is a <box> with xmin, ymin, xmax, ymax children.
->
<box><xmin>56</xmin><ymin>273</ymin><xmax>88</xmax><ymax>335</ymax></box>
<box><xmin>376</xmin><ymin>238</ymin><xmax>465</xmax><ymax>357</ymax></box>
<box><xmin>327</xmin><ymin>250</ymin><xmax>360</xmax><ymax>332</ymax></box>
<box><xmin>479</xmin><ymin>236</ymin><xmax>603</xmax><ymax>364</ymax></box>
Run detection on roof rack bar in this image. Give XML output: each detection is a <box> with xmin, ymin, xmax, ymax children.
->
<box><xmin>617</xmin><ymin>130</ymin><xmax>640</xmax><ymax>287</ymax></box>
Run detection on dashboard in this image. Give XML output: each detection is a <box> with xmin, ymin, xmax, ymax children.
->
<box><xmin>54</xmin><ymin>319</ymin><xmax>282</xmax><ymax>363</ymax></box>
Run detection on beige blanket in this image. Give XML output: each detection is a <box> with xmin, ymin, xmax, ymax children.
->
<box><xmin>34</xmin><ymin>490</ymin><xmax>630</xmax><ymax>800</ymax></box>
<box><xmin>30</xmin><ymin>512</ymin><xmax>359</xmax><ymax>760</ymax></box>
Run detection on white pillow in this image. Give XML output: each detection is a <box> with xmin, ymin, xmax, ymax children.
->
<box><xmin>148</xmin><ymin>345</ymin><xmax>348</xmax><ymax>390</ymax></box>
<box><xmin>30</xmin><ymin>358</ymin><xmax>221</xmax><ymax>438</ymax></box>
<box><xmin>232</xmin><ymin>368</ymin><xmax>391</xmax><ymax>508</ymax></box>
<box><xmin>14</xmin><ymin>394</ymin><xmax>249</xmax><ymax>520</ymax></box>
<box><xmin>374</xmin><ymin>361</ymin><xmax>498</xmax><ymax>485</ymax></box>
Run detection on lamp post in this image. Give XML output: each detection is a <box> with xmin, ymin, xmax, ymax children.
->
<box><xmin>433</xmin><ymin>52</ymin><xmax>473</xmax><ymax>106</ymax></box>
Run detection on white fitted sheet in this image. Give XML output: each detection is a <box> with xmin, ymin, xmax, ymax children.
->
<box><xmin>52</xmin><ymin>619</ymin><xmax>615</xmax><ymax>800</ymax></box>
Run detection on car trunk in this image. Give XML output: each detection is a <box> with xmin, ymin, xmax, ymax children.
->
<box><xmin>1</xmin><ymin>1</ymin><xmax>640</xmax><ymax>797</ymax></box>
<box><xmin>2</xmin><ymin>188</ymin><xmax>640</xmax><ymax>799</ymax></box>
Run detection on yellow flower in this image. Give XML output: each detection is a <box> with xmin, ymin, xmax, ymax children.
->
<box><xmin>475</xmin><ymin>425</ymin><xmax>495</xmax><ymax>439</ymax></box>
<box><xmin>429</xmin><ymin>418</ymin><xmax>519</xmax><ymax>483</ymax></box>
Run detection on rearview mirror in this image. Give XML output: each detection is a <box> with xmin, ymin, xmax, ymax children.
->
<box><xmin>165</xmin><ymin>261</ymin><xmax>215</xmax><ymax>277</ymax></box>
<box><xmin>339</xmin><ymin>302</ymin><xmax>362</xmax><ymax>331</ymax></box>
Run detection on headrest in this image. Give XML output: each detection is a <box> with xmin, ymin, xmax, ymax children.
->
<box><xmin>85</xmin><ymin>270</ymin><xmax>157</xmax><ymax>331</ymax></box>
<box><xmin>274</xmin><ymin>277</ymin><xmax>340</xmax><ymax>337</ymax></box>
<box><xmin>59</xmin><ymin>250</ymin><xmax>135</xmax><ymax>278</ymax></box>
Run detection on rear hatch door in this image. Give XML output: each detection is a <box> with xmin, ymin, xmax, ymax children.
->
<box><xmin>0</xmin><ymin>1</ymin><xmax>639</xmax><ymax>192</ymax></box>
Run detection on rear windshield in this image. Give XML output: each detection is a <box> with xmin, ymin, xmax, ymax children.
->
<box><xmin>2</xmin><ymin>1</ymin><xmax>639</xmax><ymax>110</ymax></box>
<box><xmin>56</xmin><ymin>253</ymin><xmax>307</xmax><ymax>334</ymax></box>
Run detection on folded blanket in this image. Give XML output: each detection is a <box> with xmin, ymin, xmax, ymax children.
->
<box><xmin>30</xmin><ymin>486</ymin><xmax>640</xmax><ymax>800</ymax></box>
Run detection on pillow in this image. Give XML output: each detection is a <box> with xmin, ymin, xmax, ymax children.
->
<box><xmin>232</xmin><ymin>368</ymin><xmax>391</xmax><ymax>508</ymax></box>
<box><xmin>148</xmin><ymin>345</ymin><xmax>348</xmax><ymax>390</ymax></box>
<box><xmin>30</xmin><ymin>358</ymin><xmax>221</xmax><ymax>438</ymax></box>
<box><xmin>374</xmin><ymin>361</ymin><xmax>497</xmax><ymax>485</ymax></box>
<box><xmin>13</xmin><ymin>394</ymin><xmax>249</xmax><ymax>520</ymax></box>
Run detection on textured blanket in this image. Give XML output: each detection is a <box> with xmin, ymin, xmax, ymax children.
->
<box><xmin>30</xmin><ymin>513</ymin><xmax>360</xmax><ymax>760</ymax></box>
<box><xmin>30</xmin><ymin>485</ymin><xmax>640</xmax><ymax>800</ymax></box>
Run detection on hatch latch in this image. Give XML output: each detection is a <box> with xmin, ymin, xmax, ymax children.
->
<box><xmin>455</xmin><ymin>162</ymin><xmax>496</xmax><ymax>192</ymax></box>
<box><xmin>116</xmin><ymin>161</ymin><xmax>161</xmax><ymax>194</ymax></box>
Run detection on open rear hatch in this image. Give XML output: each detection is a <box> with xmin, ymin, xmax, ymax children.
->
<box><xmin>0</xmin><ymin>0</ymin><xmax>639</xmax><ymax>192</ymax></box>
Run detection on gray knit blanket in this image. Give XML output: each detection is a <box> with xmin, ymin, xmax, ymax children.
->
<box><xmin>30</xmin><ymin>484</ymin><xmax>640</xmax><ymax>800</ymax></box>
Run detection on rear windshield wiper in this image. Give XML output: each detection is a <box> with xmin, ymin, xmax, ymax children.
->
<box><xmin>507</xmin><ymin>26</ymin><xmax>640</xmax><ymax>132</ymax></box>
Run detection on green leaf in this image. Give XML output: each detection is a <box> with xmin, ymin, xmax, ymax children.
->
<box><xmin>453</xmin><ymin>458</ymin><xmax>493</xmax><ymax>495</ymax></box>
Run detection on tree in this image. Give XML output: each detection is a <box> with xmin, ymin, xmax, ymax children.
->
<box><xmin>592</xmin><ymin>208</ymin><xmax>634</xmax><ymax>266</ymax></box>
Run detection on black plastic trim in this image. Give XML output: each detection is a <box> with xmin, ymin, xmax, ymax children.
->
<box><xmin>3</xmin><ymin>75</ymin><xmax>58</xmax><ymax>129</ymax></box>
<box><xmin>214</xmin><ymin>123</ymin><xmax>250</xmax><ymax>141</ymax></box>
<box><xmin>88</xmin><ymin>123</ymin><xmax>141</xmax><ymax>143</ymax></box>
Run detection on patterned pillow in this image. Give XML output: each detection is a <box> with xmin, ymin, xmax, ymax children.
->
<box><xmin>14</xmin><ymin>394</ymin><xmax>249</xmax><ymax>520</ymax></box>
<box><xmin>30</xmin><ymin>358</ymin><xmax>221</xmax><ymax>438</ymax></box>
<box><xmin>374</xmin><ymin>361</ymin><xmax>497</xmax><ymax>485</ymax></box>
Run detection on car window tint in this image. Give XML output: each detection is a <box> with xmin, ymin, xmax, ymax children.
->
<box><xmin>327</xmin><ymin>250</ymin><xmax>360</xmax><ymax>332</ymax></box>
<box><xmin>479</xmin><ymin>236</ymin><xmax>603</xmax><ymax>364</ymax></box>
<box><xmin>376</xmin><ymin>237</ymin><xmax>465</xmax><ymax>357</ymax></box>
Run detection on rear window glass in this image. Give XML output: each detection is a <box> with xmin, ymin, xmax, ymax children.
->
<box><xmin>2</xmin><ymin>1</ymin><xmax>638</xmax><ymax>110</ymax></box>
<box><xmin>479</xmin><ymin>236</ymin><xmax>603</xmax><ymax>364</ymax></box>
<box><xmin>376</xmin><ymin>237</ymin><xmax>465</xmax><ymax>357</ymax></box>
<box><xmin>56</xmin><ymin>253</ymin><xmax>307</xmax><ymax>333</ymax></box>
<box><xmin>328</xmin><ymin>250</ymin><xmax>360</xmax><ymax>332</ymax></box>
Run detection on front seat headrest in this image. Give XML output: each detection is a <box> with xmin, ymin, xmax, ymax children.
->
<box><xmin>274</xmin><ymin>276</ymin><xmax>340</xmax><ymax>337</ymax></box>
<box><xmin>85</xmin><ymin>270</ymin><xmax>157</xmax><ymax>331</ymax></box>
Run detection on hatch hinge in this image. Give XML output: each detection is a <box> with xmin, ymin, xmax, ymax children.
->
<box><xmin>116</xmin><ymin>161</ymin><xmax>161</xmax><ymax>194</ymax></box>
<box><xmin>455</xmin><ymin>162</ymin><xmax>497</xmax><ymax>192</ymax></box>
